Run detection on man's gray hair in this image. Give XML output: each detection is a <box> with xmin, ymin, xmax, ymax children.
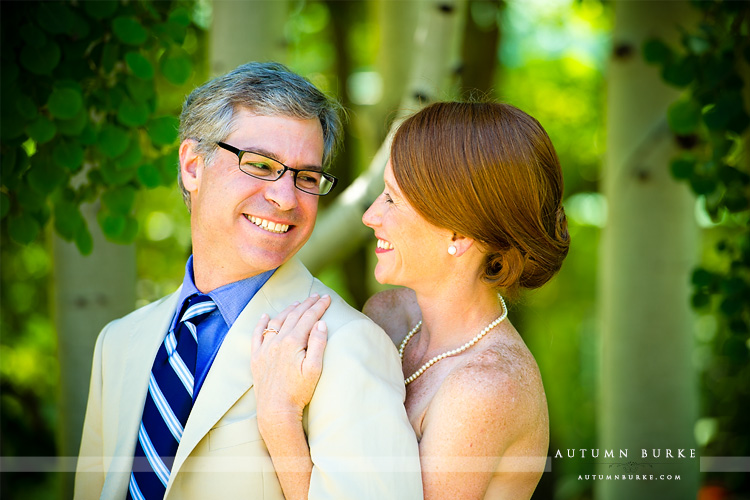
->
<box><xmin>177</xmin><ymin>62</ymin><xmax>343</xmax><ymax>207</ymax></box>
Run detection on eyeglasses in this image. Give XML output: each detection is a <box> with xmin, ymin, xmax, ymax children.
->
<box><xmin>216</xmin><ymin>142</ymin><xmax>338</xmax><ymax>196</ymax></box>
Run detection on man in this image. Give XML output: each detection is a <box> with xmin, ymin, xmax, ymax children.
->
<box><xmin>75</xmin><ymin>62</ymin><xmax>422</xmax><ymax>500</ymax></box>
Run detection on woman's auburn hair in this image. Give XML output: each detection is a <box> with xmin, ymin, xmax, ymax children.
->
<box><xmin>391</xmin><ymin>101</ymin><xmax>570</xmax><ymax>298</ymax></box>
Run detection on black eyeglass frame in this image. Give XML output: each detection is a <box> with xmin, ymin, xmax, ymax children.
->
<box><xmin>216</xmin><ymin>141</ymin><xmax>338</xmax><ymax>196</ymax></box>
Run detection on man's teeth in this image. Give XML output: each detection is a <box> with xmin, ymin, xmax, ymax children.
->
<box><xmin>246</xmin><ymin>215</ymin><xmax>290</xmax><ymax>234</ymax></box>
<box><xmin>377</xmin><ymin>238</ymin><xmax>394</xmax><ymax>250</ymax></box>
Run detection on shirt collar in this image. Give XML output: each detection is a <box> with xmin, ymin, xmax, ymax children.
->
<box><xmin>171</xmin><ymin>255</ymin><xmax>276</xmax><ymax>331</ymax></box>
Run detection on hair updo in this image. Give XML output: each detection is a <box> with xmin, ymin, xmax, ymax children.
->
<box><xmin>391</xmin><ymin>101</ymin><xmax>570</xmax><ymax>298</ymax></box>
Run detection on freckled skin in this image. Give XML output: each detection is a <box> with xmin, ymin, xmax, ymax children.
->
<box><xmin>364</xmin><ymin>288</ymin><xmax>549</xmax><ymax>500</ymax></box>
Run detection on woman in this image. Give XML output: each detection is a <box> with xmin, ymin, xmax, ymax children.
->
<box><xmin>250</xmin><ymin>101</ymin><xmax>570</xmax><ymax>499</ymax></box>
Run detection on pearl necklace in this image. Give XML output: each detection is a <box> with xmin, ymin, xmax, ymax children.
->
<box><xmin>398</xmin><ymin>295</ymin><xmax>508</xmax><ymax>385</ymax></box>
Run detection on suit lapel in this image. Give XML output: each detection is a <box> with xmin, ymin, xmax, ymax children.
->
<box><xmin>107</xmin><ymin>290</ymin><xmax>180</xmax><ymax>497</ymax></box>
<box><xmin>167</xmin><ymin>258</ymin><xmax>314</xmax><ymax>486</ymax></box>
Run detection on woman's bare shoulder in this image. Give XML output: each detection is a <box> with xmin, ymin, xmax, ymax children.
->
<box><xmin>363</xmin><ymin>287</ymin><xmax>421</xmax><ymax>345</ymax></box>
<box><xmin>427</xmin><ymin>330</ymin><xmax>548</xmax><ymax>448</ymax></box>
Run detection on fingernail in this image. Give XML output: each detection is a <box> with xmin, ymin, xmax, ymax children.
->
<box><xmin>292</xmin><ymin>301</ymin><xmax>300</xmax><ymax>306</ymax></box>
<box><xmin>261</xmin><ymin>313</ymin><xmax>269</xmax><ymax>319</ymax></box>
<box><xmin>317</xmin><ymin>322</ymin><xmax>327</xmax><ymax>331</ymax></box>
<box><xmin>310</xmin><ymin>292</ymin><xmax>319</xmax><ymax>298</ymax></box>
<box><xmin>322</xmin><ymin>294</ymin><xmax>330</xmax><ymax>300</ymax></box>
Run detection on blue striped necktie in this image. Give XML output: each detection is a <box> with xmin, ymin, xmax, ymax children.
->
<box><xmin>128</xmin><ymin>294</ymin><xmax>216</xmax><ymax>500</ymax></box>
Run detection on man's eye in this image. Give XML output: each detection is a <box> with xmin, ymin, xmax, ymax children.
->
<box><xmin>297</xmin><ymin>172</ymin><xmax>322</xmax><ymax>186</ymax></box>
<box><xmin>244</xmin><ymin>162</ymin><xmax>274</xmax><ymax>174</ymax></box>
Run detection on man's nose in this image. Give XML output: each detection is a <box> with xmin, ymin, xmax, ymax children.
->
<box><xmin>264</xmin><ymin>171</ymin><xmax>299</xmax><ymax>210</ymax></box>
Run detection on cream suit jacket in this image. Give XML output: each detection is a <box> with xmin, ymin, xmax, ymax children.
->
<box><xmin>74</xmin><ymin>258</ymin><xmax>423</xmax><ymax>499</ymax></box>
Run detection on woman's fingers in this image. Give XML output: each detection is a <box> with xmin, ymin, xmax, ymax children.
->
<box><xmin>252</xmin><ymin>313</ymin><xmax>270</xmax><ymax>353</ymax></box>
<box><xmin>283</xmin><ymin>295</ymin><xmax>331</xmax><ymax>343</ymax></box>
<box><xmin>303</xmin><ymin>321</ymin><xmax>327</xmax><ymax>377</ymax></box>
<box><xmin>266</xmin><ymin>300</ymin><xmax>301</xmax><ymax>332</ymax></box>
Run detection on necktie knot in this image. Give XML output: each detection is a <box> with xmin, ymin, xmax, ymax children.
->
<box><xmin>180</xmin><ymin>294</ymin><xmax>216</xmax><ymax>328</ymax></box>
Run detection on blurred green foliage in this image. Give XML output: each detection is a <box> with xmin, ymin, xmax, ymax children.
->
<box><xmin>0</xmin><ymin>0</ymin><xmax>203</xmax><ymax>251</ymax></box>
<box><xmin>643</xmin><ymin>2</ymin><xmax>750</xmax><ymax>496</ymax></box>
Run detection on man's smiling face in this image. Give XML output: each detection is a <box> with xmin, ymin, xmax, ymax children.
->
<box><xmin>180</xmin><ymin>107</ymin><xmax>325</xmax><ymax>291</ymax></box>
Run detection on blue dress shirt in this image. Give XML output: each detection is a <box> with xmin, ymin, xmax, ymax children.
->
<box><xmin>169</xmin><ymin>255</ymin><xmax>275</xmax><ymax>398</ymax></box>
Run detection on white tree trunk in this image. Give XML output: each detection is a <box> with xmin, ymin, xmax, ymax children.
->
<box><xmin>210</xmin><ymin>0</ymin><xmax>289</xmax><ymax>74</ymax></box>
<box><xmin>54</xmin><ymin>203</ymin><xmax>136</xmax><ymax>497</ymax></box>
<box><xmin>299</xmin><ymin>0</ymin><xmax>467</xmax><ymax>273</ymax></box>
<box><xmin>598</xmin><ymin>2</ymin><xmax>698</xmax><ymax>499</ymax></box>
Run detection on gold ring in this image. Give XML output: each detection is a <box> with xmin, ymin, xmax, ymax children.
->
<box><xmin>262</xmin><ymin>328</ymin><xmax>280</xmax><ymax>337</ymax></box>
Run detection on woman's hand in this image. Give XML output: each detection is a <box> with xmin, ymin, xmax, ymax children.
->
<box><xmin>251</xmin><ymin>293</ymin><xmax>331</xmax><ymax>427</ymax></box>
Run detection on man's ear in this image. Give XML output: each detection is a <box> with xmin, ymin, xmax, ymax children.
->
<box><xmin>179</xmin><ymin>139</ymin><xmax>203</xmax><ymax>193</ymax></box>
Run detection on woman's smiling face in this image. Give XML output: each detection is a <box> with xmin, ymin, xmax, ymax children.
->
<box><xmin>362</xmin><ymin>161</ymin><xmax>454</xmax><ymax>288</ymax></box>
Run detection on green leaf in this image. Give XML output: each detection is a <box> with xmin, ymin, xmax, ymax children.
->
<box><xmin>125</xmin><ymin>52</ymin><xmax>155</xmax><ymax>80</ymax></box>
<box><xmin>690</xmin><ymin>291</ymin><xmax>711</xmax><ymax>309</ymax></box>
<box><xmin>724</xmin><ymin>186</ymin><xmax>749</xmax><ymax>212</ymax></box>
<box><xmin>642</xmin><ymin>38</ymin><xmax>672</xmax><ymax>65</ymax></box>
<box><xmin>0</xmin><ymin>193</ymin><xmax>9</xmax><ymax>219</ymax></box>
<box><xmin>126</xmin><ymin>76</ymin><xmax>155</xmax><ymax>101</ymax></box>
<box><xmin>118</xmin><ymin>143</ymin><xmax>143</xmax><ymax>169</ymax></box>
<box><xmin>704</xmin><ymin>92</ymin><xmax>744</xmax><ymax>131</ymax></box>
<box><xmin>100</xmin><ymin>164</ymin><xmax>136</xmax><ymax>186</ymax></box>
<box><xmin>98</xmin><ymin>211</ymin><xmax>126</xmax><ymax>239</ymax></box>
<box><xmin>670</xmin><ymin>157</ymin><xmax>695</xmax><ymax>180</ymax></box>
<box><xmin>17</xmin><ymin>181</ymin><xmax>46</xmax><ymax>211</ymax></box>
<box><xmin>102</xmin><ymin>185</ymin><xmax>136</xmax><ymax>215</ymax></box>
<box><xmin>79</xmin><ymin>122</ymin><xmax>98</xmax><ymax>145</ymax></box>
<box><xmin>113</xmin><ymin>17</ymin><xmax>148</xmax><ymax>45</ymax></box>
<box><xmin>101</xmin><ymin>43</ymin><xmax>120</xmax><ymax>73</ymax></box>
<box><xmin>157</xmin><ymin>152</ymin><xmax>178</xmax><ymax>186</ymax></box>
<box><xmin>37</xmin><ymin>2</ymin><xmax>74</xmax><ymax>35</ymax></box>
<box><xmin>160</xmin><ymin>49</ymin><xmax>192</xmax><ymax>85</ymax></box>
<box><xmin>160</xmin><ymin>20</ymin><xmax>188</xmax><ymax>45</ymax></box>
<box><xmin>720</xmin><ymin>296</ymin><xmax>743</xmax><ymax>315</ymax></box>
<box><xmin>1</xmin><ymin>105</ymin><xmax>27</xmax><ymax>140</ymax></box>
<box><xmin>27</xmin><ymin>156</ymin><xmax>67</xmax><ymax>195</ymax></box>
<box><xmin>117</xmin><ymin>215</ymin><xmax>139</xmax><ymax>243</ymax></box>
<box><xmin>97</xmin><ymin>124</ymin><xmax>130</xmax><ymax>158</ymax></box>
<box><xmin>20</xmin><ymin>40</ymin><xmax>61</xmax><ymax>75</ymax></box>
<box><xmin>667</xmin><ymin>98</ymin><xmax>701</xmax><ymax>135</ymax></box>
<box><xmin>689</xmin><ymin>175</ymin><xmax>718</xmax><ymax>195</ymax></box>
<box><xmin>16</xmin><ymin>94</ymin><xmax>38</xmax><ymax>120</ymax></box>
<box><xmin>727</xmin><ymin>110</ymin><xmax>750</xmax><ymax>135</ymax></box>
<box><xmin>685</xmin><ymin>35</ymin><xmax>710</xmax><ymax>55</ymax></box>
<box><xmin>20</xmin><ymin>23</ymin><xmax>47</xmax><ymax>49</ymax></box>
<box><xmin>53</xmin><ymin>140</ymin><xmax>85</xmax><ymax>171</ymax></box>
<box><xmin>8</xmin><ymin>212</ymin><xmax>41</xmax><ymax>245</ymax></box>
<box><xmin>721</xmin><ymin>277</ymin><xmax>747</xmax><ymax>296</ymax></box>
<box><xmin>98</xmin><ymin>211</ymin><xmax>139</xmax><ymax>243</ymax></box>
<box><xmin>169</xmin><ymin>7</ymin><xmax>192</xmax><ymax>27</ymax></box>
<box><xmin>2</xmin><ymin>148</ymin><xmax>29</xmax><ymax>189</ymax></box>
<box><xmin>69</xmin><ymin>10</ymin><xmax>91</xmax><ymax>39</ymax></box>
<box><xmin>47</xmin><ymin>87</ymin><xmax>83</xmax><ymax>119</ymax></box>
<box><xmin>117</xmin><ymin>98</ymin><xmax>150</xmax><ymax>127</ymax></box>
<box><xmin>661</xmin><ymin>57</ymin><xmax>695</xmax><ymax>88</ymax></box>
<box><xmin>54</xmin><ymin>200</ymin><xmax>85</xmax><ymax>241</ymax></box>
<box><xmin>26</xmin><ymin>116</ymin><xmax>57</xmax><ymax>144</ymax></box>
<box><xmin>57</xmin><ymin>108</ymin><xmax>89</xmax><ymax>136</ymax></box>
<box><xmin>137</xmin><ymin>163</ymin><xmax>161</xmax><ymax>188</ymax></box>
<box><xmin>75</xmin><ymin>224</ymin><xmax>94</xmax><ymax>255</ymax></box>
<box><xmin>147</xmin><ymin>116</ymin><xmax>179</xmax><ymax>145</ymax></box>
<box><xmin>84</xmin><ymin>1</ymin><xmax>118</xmax><ymax>19</ymax></box>
<box><xmin>691</xmin><ymin>268</ymin><xmax>715</xmax><ymax>288</ymax></box>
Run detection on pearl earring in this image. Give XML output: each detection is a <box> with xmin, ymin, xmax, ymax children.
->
<box><xmin>448</xmin><ymin>245</ymin><xmax>457</xmax><ymax>255</ymax></box>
